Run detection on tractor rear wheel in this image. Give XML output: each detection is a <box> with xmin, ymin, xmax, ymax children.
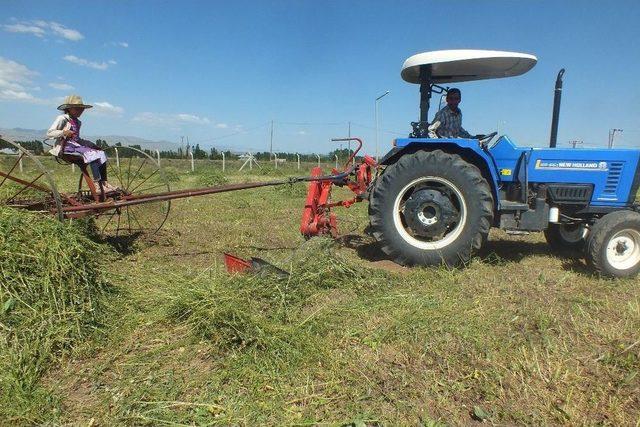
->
<box><xmin>586</xmin><ymin>210</ymin><xmax>640</xmax><ymax>278</ymax></box>
<box><xmin>544</xmin><ymin>223</ymin><xmax>588</xmax><ymax>254</ymax></box>
<box><xmin>368</xmin><ymin>150</ymin><xmax>493</xmax><ymax>267</ymax></box>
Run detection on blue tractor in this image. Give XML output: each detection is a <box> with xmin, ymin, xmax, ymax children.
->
<box><xmin>368</xmin><ymin>50</ymin><xmax>640</xmax><ymax>278</ymax></box>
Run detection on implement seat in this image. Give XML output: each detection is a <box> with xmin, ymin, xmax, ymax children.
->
<box><xmin>55</xmin><ymin>149</ymin><xmax>103</xmax><ymax>202</ymax></box>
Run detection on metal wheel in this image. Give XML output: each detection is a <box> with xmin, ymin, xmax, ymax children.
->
<box><xmin>586</xmin><ymin>210</ymin><xmax>640</xmax><ymax>278</ymax></box>
<box><xmin>392</xmin><ymin>176</ymin><xmax>467</xmax><ymax>250</ymax></box>
<box><xmin>0</xmin><ymin>139</ymin><xmax>63</xmax><ymax>220</ymax></box>
<box><xmin>544</xmin><ymin>222</ymin><xmax>588</xmax><ymax>254</ymax></box>
<box><xmin>94</xmin><ymin>146</ymin><xmax>171</xmax><ymax>237</ymax></box>
<box><xmin>368</xmin><ymin>149</ymin><xmax>493</xmax><ymax>267</ymax></box>
<box><xmin>604</xmin><ymin>229</ymin><xmax>640</xmax><ymax>271</ymax></box>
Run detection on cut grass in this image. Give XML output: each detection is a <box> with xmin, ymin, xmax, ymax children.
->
<box><xmin>0</xmin><ymin>207</ymin><xmax>113</xmax><ymax>423</ymax></box>
<box><xmin>1</xmin><ymin>156</ymin><xmax>639</xmax><ymax>424</ymax></box>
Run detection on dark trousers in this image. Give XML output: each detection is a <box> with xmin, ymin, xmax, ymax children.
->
<box><xmin>89</xmin><ymin>161</ymin><xmax>108</xmax><ymax>182</ymax></box>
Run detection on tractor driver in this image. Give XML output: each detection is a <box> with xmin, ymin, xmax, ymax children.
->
<box><xmin>428</xmin><ymin>88</ymin><xmax>473</xmax><ymax>139</ymax></box>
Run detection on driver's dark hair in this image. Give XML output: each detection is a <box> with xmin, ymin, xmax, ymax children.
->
<box><xmin>447</xmin><ymin>88</ymin><xmax>461</xmax><ymax>98</ymax></box>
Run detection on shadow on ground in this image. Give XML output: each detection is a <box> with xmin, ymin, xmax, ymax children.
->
<box><xmin>99</xmin><ymin>233</ymin><xmax>143</xmax><ymax>255</ymax></box>
<box><xmin>337</xmin><ymin>232</ymin><xmax>595</xmax><ymax>275</ymax></box>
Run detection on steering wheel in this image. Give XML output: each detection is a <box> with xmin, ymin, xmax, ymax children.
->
<box><xmin>477</xmin><ymin>132</ymin><xmax>498</xmax><ymax>148</ymax></box>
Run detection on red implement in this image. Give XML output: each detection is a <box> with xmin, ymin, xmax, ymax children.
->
<box><xmin>223</xmin><ymin>253</ymin><xmax>253</xmax><ymax>274</ymax></box>
<box><xmin>300</xmin><ymin>138</ymin><xmax>376</xmax><ymax>239</ymax></box>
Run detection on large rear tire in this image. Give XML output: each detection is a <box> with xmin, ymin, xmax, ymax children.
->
<box><xmin>586</xmin><ymin>210</ymin><xmax>640</xmax><ymax>278</ymax></box>
<box><xmin>368</xmin><ymin>150</ymin><xmax>493</xmax><ymax>267</ymax></box>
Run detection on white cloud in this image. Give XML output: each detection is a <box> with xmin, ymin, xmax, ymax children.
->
<box><xmin>2</xmin><ymin>20</ymin><xmax>83</xmax><ymax>41</ymax></box>
<box><xmin>0</xmin><ymin>56</ymin><xmax>40</xmax><ymax>94</ymax></box>
<box><xmin>108</xmin><ymin>60</ymin><xmax>117</xmax><ymax>65</ymax></box>
<box><xmin>0</xmin><ymin>89</ymin><xmax>53</xmax><ymax>106</ymax></box>
<box><xmin>105</xmin><ymin>41</ymin><xmax>129</xmax><ymax>48</ymax></box>
<box><xmin>0</xmin><ymin>56</ymin><xmax>62</xmax><ymax>106</ymax></box>
<box><xmin>0</xmin><ymin>56</ymin><xmax>38</xmax><ymax>90</ymax></box>
<box><xmin>176</xmin><ymin>113</ymin><xmax>210</xmax><ymax>125</ymax></box>
<box><xmin>49</xmin><ymin>82</ymin><xmax>74</xmax><ymax>91</ymax></box>
<box><xmin>132</xmin><ymin>112</ymin><xmax>212</xmax><ymax>127</ymax></box>
<box><xmin>63</xmin><ymin>55</ymin><xmax>113</xmax><ymax>70</ymax></box>
<box><xmin>92</xmin><ymin>101</ymin><xmax>124</xmax><ymax>116</ymax></box>
<box><xmin>216</xmin><ymin>123</ymin><xmax>228</xmax><ymax>129</ymax></box>
<box><xmin>48</xmin><ymin>21</ymin><xmax>83</xmax><ymax>41</ymax></box>
<box><xmin>3</xmin><ymin>23</ymin><xmax>46</xmax><ymax>37</ymax></box>
<box><xmin>297</xmin><ymin>130</ymin><xmax>307</xmax><ymax>135</ymax></box>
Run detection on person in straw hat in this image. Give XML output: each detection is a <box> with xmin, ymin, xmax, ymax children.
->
<box><xmin>47</xmin><ymin>94</ymin><xmax>119</xmax><ymax>193</ymax></box>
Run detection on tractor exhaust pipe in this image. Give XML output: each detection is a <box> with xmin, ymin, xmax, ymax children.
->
<box><xmin>549</xmin><ymin>68</ymin><xmax>565</xmax><ymax>148</ymax></box>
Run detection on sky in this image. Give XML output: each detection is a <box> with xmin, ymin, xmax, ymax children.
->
<box><xmin>1</xmin><ymin>0</ymin><xmax>640</xmax><ymax>154</ymax></box>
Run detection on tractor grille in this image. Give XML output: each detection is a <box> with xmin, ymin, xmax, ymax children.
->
<box><xmin>604</xmin><ymin>162</ymin><xmax>624</xmax><ymax>195</ymax></box>
<box><xmin>548</xmin><ymin>184</ymin><xmax>593</xmax><ymax>204</ymax></box>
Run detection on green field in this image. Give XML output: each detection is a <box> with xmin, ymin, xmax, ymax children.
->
<box><xmin>1</xmin><ymin>155</ymin><xmax>639</xmax><ymax>425</ymax></box>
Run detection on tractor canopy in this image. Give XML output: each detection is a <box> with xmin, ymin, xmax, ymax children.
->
<box><xmin>401</xmin><ymin>49</ymin><xmax>538</xmax><ymax>84</ymax></box>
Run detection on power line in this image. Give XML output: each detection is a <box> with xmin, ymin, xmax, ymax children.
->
<box><xmin>191</xmin><ymin>122</ymin><xmax>270</xmax><ymax>144</ymax></box>
<box><xmin>350</xmin><ymin>121</ymin><xmax>407</xmax><ymax>136</ymax></box>
<box><xmin>275</xmin><ymin>121</ymin><xmax>346</xmax><ymax>126</ymax></box>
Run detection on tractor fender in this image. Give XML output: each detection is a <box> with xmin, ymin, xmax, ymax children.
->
<box><xmin>378</xmin><ymin>141</ymin><xmax>501</xmax><ymax>208</ymax></box>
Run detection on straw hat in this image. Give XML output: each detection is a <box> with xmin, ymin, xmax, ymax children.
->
<box><xmin>57</xmin><ymin>94</ymin><xmax>93</xmax><ymax>111</ymax></box>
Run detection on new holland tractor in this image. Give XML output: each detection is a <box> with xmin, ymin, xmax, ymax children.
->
<box><xmin>365</xmin><ymin>50</ymin><xmax>640</xmax><ymax>278</ymax></box>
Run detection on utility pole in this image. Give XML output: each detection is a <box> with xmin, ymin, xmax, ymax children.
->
<box><xmin>608</xmin><ymin>128</ymin><xmax>623</xmax><ymax>148</ymax></box>
<box><xmin>180</xmin><ymin>136</ymin><xmax>184</xmax><ymax>158</ymax></box>
<box><xmin>375</xmin><ymin>90</ymin><xmax>390</xmax><ymax>162</ymax></box>
<box><xmin>270</xmin><ymin>120</ymin><xmax>274</xmax><ymax>159</ymax></box>
<box><xmin>568</xmin><ymin>140</ymin><xmax>583</xmax><ymax>149</ymax></box>
<box><xmin>347</xmin><ymin>121</ymin><xmax>351</xmax><ymax>155</ymax></box>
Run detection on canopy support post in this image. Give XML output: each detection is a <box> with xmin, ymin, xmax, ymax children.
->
<box><xmin>410</xmin><ymin>65</ymin><xmax>433</xmax><ymax>138</ymax></box>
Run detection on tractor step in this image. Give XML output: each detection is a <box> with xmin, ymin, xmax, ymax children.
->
<box><xmin>499</xmin><ymin>200</ymin><xmax>530</xmax><ymax>211</ymax></box>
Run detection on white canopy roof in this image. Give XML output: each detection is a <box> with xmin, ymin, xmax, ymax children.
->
<box><xmin>401</xmin><ymin>49</ymin><xmax>537</xmax><ymax>84</ymax></box>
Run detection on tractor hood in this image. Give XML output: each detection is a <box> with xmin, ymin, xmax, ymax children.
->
<box><xmin>401</xmin><ymin>49</ymin><xmax>538</xmax><ymax>84</ymax></box>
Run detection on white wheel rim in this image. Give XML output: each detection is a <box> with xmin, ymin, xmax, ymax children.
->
<box><xmin>605</xmin><ymin>228</ymin><xmax>640</xmax><ymax>270</ymax></box>
<box><xmin>558</xmin><ymin>224</ymin><xmax>588</xmax><ymax>243</ymax></box>
<box><xmin>392</xmin><ymin>176</ymin><xmax>467</xmax><ymax>250</ymax></box>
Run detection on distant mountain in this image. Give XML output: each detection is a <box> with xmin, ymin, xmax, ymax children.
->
<box><xmin>0</xmin><ymin>127</ymin><xmax>179</xmax><ymax>151</ymax></box>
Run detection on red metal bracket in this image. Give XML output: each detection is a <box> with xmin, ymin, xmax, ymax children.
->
<box><xmin>300</xmin><ymin>144</ymin><xmax>377</xmax><ymax>238</ymax></box>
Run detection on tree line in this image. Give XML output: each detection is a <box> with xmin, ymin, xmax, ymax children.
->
<box><xmin>0</xmin><ymin>138</ymin><xmax>358</xmax><ymax>163</ymax></box>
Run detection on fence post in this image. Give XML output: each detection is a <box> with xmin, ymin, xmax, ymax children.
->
<box><xmin>274</xmin><ymin>153</ymin><xmax>278</xmax><ymax>169</ymax></box>
<box><xmin>296</xmin><ymin>154</ymin><xmax>300</xmax><ymax>170</ymax></box>
<box><xmin>190</xmin><ymin>151</ymin><xmax>194</xmax><ymax>172</ymax></box>
<box><xmin>316</xmin><ymin>154</ymin><xmax>320</xmax><ymax>167</ymax></box>
<box><xmin>335</xmin><ymin>154</ymin><xmax>338</xmax><ymax>169</ymax></box>
<box><xmin>114</xmin><ymin>147</ymin><xmax>120</xmax><ymax>168</ymax></box>
<box><xmin>156</xmin><ymin>149</ymin><xmax>160</xmax><ymax>166</ymax></box>
<box><xmin>19</xmin><ymin>155</ymin><xmax>23</xmax><ymax>173</ymax></box>
<box><xmin>221</xmin><ymin>152</ymin><xmax>226</xmax><ymax>172</ymax></box>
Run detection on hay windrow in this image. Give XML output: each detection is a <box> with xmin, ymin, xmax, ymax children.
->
<box><xmin>0</xmin><ymin>206</ymin><xmax>112</xmax><ymax>418</ymax></box>
<box><xmin>164</xmin><ymin>238</ymin><xmax>380</xmax><ymax>354</ymax></box>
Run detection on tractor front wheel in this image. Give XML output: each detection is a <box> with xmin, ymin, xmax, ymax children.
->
<box><xmin>544</xmin><ymin>223</ymin><xmax>588</xmax><ymax>254</ymax></box>
<box><xmin>586</xmin><ymin>210</ymin><xmax>640</xmax><ymax>278</ymax></box>
<box><xmin>368</xmin><ymin>150</ymin><xmax>493</xmax><ymax>267</ymax></box>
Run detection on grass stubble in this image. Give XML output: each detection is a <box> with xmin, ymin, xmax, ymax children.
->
<box><xmin>0</xmin><ymin>158</ymin><xmax>638</xmax><ymax>425</ymax></box>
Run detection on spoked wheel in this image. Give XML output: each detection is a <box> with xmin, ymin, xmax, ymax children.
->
<box><xmin>587</xmin><ymin>210</ymin><xmax>640</xmax><ymax>278</ymax></box>
<box><xmin>94</xmin><ymin>146</ymin><xmax>170</xmax><ymax>238</ymax></box>
<box><xmin>369</xmin><ymin>150</ymin><xmax>493</xmax><ymax>267</ymax></box>
<box><xmin>0</xmin><ymin>140</ymin><xmax>63</xmax><ymax>220</ymax></box>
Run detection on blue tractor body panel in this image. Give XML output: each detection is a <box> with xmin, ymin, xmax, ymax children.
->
<box><xmin>393</xmin><ymin>136</ymin><xmax>640</xmax><ymax>208</ymax></box>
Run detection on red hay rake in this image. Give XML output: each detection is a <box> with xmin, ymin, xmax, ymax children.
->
<box><xmin>0</xmin><ymin>137</ymin><xmax>376</xmax><ymax>239</ymax></box>
<box><xmin>300</xmin><ymin>138</ymin><xmax>376</xmax><ymax>238</ymax></box>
